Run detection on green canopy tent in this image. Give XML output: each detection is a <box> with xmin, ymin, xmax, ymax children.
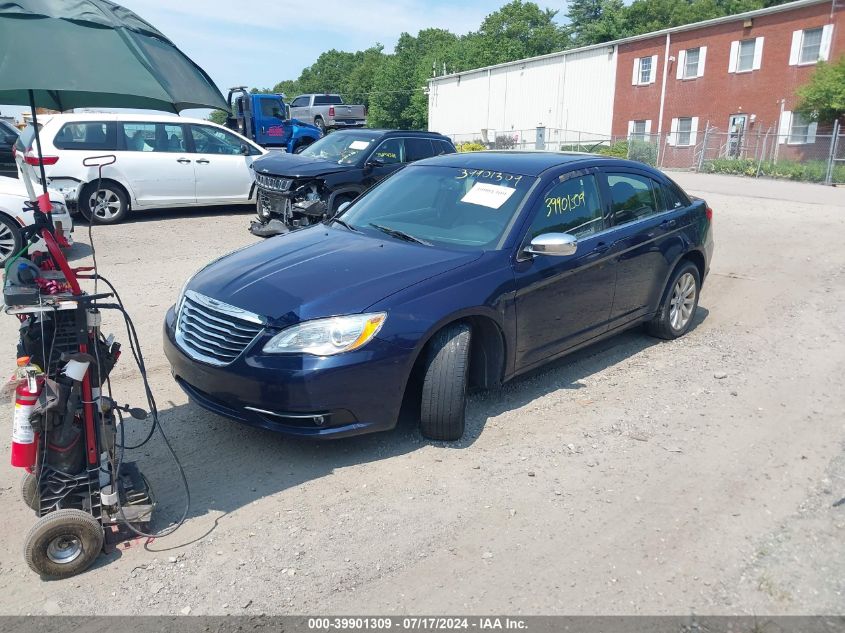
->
<box><xmin>0</xmin><ymin>0</ymin><xmax>228</xmax><ymax>205</ymax></box>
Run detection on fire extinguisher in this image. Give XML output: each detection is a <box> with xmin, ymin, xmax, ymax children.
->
<box><xmin>11</xmin><ymin>360</ymin><xmax>43</xmax><ymax>469</ymax></box>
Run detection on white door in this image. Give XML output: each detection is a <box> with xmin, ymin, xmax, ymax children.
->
<box><xmin>188</xmin><ymin>124</ymin><xmax>259</xmax><ymax>204</ymax></box>
<box><xmin>117</xmin><ymin>122</ymin><xmax>195</xmax><ymax>207</ymax></box>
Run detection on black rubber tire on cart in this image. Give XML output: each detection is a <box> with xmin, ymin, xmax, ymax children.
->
<box><xmin>24</xmin><ymin>509</ymin><xmax>104</xmax><ymax>579</ymax></box>
<box><xmin>419</xmin><ymin>323</ymin><xmax>471</xmax><ymax>441</ymax></box>
<box><xmin>647</xmin><ymin>261</ymin><xmax>701</xmax><ymax>340</ymax></box>
<box><xmin>20</xmin><ymin>471</ymin><xmax>39</xmax><ymax>512</ymax></box>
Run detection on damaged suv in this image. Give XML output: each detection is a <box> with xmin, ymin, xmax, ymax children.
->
<box><xmin>249</xmin><ymin>129</ymin><xmax>455</xmax><ymax>237</ymax></box>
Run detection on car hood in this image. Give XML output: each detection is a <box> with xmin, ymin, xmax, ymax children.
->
<box><xmin>190</xmin><ymin>226</ymin><xmax>480</xmax><ymax>325</ymax></box>
<box><xmin>252</xmin><ymin>152</ymin><xmax>353</xmax><ymax>179</ymax></box>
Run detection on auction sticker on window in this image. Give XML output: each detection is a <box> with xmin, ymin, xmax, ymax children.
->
<box><xmin>349</xmin><ymin>140</ymin><xmax>370</xmax><ymax>150</ymax></box>
<box><xmin>461</xmin><ymin>183</ymin><xmax>516</xmax><ymax>209</ymax></box>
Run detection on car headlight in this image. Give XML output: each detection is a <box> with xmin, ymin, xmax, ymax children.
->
<box><xmin>262</xmin><ymin>312</ymin><xmax>387</xmax><ymax>356</ymax></box>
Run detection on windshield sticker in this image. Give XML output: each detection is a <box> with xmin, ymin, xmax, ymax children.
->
<box><xmin>375</xmin><ymin>151</ymin><xmax>397</xmax><ymax>159</ymax></box>
<box><xmin>349</xmin><ymin>140</ymin><xmax>371</xmax><ymax>150</ymax></box>
<box><xmin>545</xmin><ymin>191</ymin><xmax>585</xmax><ymax>217</ymax></box>
<box><xmin>456</xmin><ymin>168</ymin><xmax>523</xmax><ymax>183</ymax></box>
<box><xmin>461</xmin><ymin>183</ymin><xmax>517</xmax><ymax>209</ymax></box>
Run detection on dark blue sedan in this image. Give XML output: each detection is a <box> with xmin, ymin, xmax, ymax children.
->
<box><xmin>163</xmin><ymin>152</ymin><xmax>714</xmax><ymax>440</ymax></box>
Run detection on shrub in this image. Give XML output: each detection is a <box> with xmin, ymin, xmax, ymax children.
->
<box><xmin>457</xmin><ymin>142</ymin><xmax>486</xmax><ymax>153</ymax></box>
<box><xmin>627</xmin><ymin>140</ymin><xmax>658</xmax><ymax>166</ymax></box>
<box><xmin>701</xmin><ymin>158</ymin><xmax>843</xmax><ymax>183</ymax></box>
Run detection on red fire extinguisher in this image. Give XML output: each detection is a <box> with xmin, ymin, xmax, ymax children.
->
<box><xmin>11</xmin><ymin>359</ymin><xmax>43</xmax><ymax>469</ymax></box>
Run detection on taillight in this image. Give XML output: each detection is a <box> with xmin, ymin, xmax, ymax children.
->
<box><xmin>706</xmin><ymin>206</ymin><xmax>713</xmax><ymax>222</ymax></box>
<box><xmin>24</xmin><ymin>150</ymin><xmax>58</xmax><ymax>166</ymax></box>
<box><xmin>329</xmin><ymin>106</ymin><xmax>335</xmax><ymax>117</ymax></box>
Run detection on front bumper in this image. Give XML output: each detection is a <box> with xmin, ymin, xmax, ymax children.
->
<box><xmin>163</xmin><ymin>307</ymin><xmax>411</xmax><ymax>438</ymax></box>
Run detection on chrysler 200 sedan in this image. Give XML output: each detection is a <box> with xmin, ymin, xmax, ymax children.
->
<box><xmin>163</xmin><ymin>152</ymin><xmax>714</xmax><ymax>441</ymax></box>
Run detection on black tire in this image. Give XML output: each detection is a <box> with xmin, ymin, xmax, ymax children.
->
<box><xmin>81</xmin><ymin>181</ymin><xmax>129</xmax><ymax>224</ymax></box>
<box><xmin>293</xmin><ymin>138</ymin><xmax>314</xmax><ymax>154</ymax></box>
<box><xmin>420</xmin><ymin>323</ymin><xmax>471</xmax><ymax>441</ymax></box>
<box><xmin>24</xmin><ymin>509</ymin><xmax>104</xmax><ymax>579</ymax></box>
<box><xmin>331</xmin><ymin>194</ymin><xmax>356</xmax><ymax>215</ymax></box>
<box><xmin>647</xmin><ymin>261</ymin><xmax>701</xmax><ymax>340</ymax></box>
<box><xmin>21</xmin><ymin>472</ymin><xmax>39</xmax><ymax>512</ymax></box>
<box><xmin>314</xmin><ymin>117</ymin><xmax>326</xmax><ymax>134</ymax></box>
<box><xmin>0</xmin><ymin>213</ymin><xmax>23</xmax><ymax>267</ymax></box>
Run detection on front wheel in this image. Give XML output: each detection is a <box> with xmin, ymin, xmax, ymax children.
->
<box><xmin>419</xmin><ymin>324</ymin><xmax>471</xmax><ymax>441</ymax></box>
<box><xmin>82</xmin><ymin>182</ymin><xmax>129</xmax><ymax>224</ymax></box>
<box><xmin>647</xmin><ymin>261</ymin><xmax>700</xmax><ymax>340</ymax></box>
<box><xmin>24</xmin><ymin>509</ymin><xmax>104</xmax><ymax>578</ymax></box>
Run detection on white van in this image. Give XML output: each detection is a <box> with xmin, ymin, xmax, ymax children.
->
<box><xmin>17</xmin><ymin>113</ymin><xmax>266</xmax><ymax>223</ymax></box>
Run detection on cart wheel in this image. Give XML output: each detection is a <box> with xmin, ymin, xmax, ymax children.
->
<box><xmin>20</xmin><ymin>472</ymin><xmax>39</xmax><ymax>511</ymax></box>
<box><xmin>24</xmin><ymin>509</ymin><xmax>104</xmax><ymax>579</ymax></box>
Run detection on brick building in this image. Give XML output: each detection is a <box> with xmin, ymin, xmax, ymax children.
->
<box><xmin>612</xmin><ymin>0</ymin><xmax>844</xmax><ymax>166</ymax></box>
<box><xmin>429</xmin><ymin>0</ymin><xmax>843</xmax><ymax>169</ymax></box>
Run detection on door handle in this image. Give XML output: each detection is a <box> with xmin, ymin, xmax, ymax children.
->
<box><xmin>176</xmin><ymin>158</ymin><xmax>191</xmax><ymax>164</ymax></box>
<box><xmin>591</xmin><ymin>242</ymin><xmax>610</xmax><ymax>255</ymax></box>
<box><xmin>660</xmin><ymin>218</ymin><xmax>677</xmax><ymax>229</ymax></box>
<box><xmin>196</xmin><ymin>158</ymin><xmax>210</xmax><ymax>165</ymax></box>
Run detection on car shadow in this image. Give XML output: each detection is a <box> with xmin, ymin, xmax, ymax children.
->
<box><xmin>72</xmin><ymin>204</ymin><xmax>255</xmax><ymax>226</ymax></box>
<box><xmin>120</xmin><ymin>306</ymin><xmax>708</xmax><ymax>557</ymax></box>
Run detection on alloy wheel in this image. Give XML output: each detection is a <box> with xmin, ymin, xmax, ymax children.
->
<box><xmin>89</xmin><ymin>189</ymin><xmax>121</xmax><ymax>220</ymax></box>
<box><xmin>669</xmin><ymin>272</ymin><xmax>696</xmax><ymax>330</ymax></box>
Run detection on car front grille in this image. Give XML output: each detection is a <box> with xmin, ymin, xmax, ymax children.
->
<box><xmin>255</xmin><ymin>173</ymin><xmax>293</xmax><ymax>191</ymax></box>
<box><xmin>175</xmin><ymin>290</ymin><xmax>265</xmax><ymax>366</ymax></box>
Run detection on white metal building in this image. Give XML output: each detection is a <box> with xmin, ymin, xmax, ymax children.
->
<box><xmin>427</xmin><ymin>43</ymin><xmax>618</xmax><ymax>146</ymax></box>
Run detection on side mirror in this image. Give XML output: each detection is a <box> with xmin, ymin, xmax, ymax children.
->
<box><xmin>240</xmin><ymin>144</ymin><xmax>250</xmax><ymax>155</ymax></box>
<box><xmin>285</xmin><ymin>105</ymin><xmax>291</xmax><ymax>119</ymax></box>
<box><xmin>525</xmin><ymin>232</ymin><xmax>578</xmax><ymax>257</ymax></box>
<box><xmin>365</xmin><ymin>158</ymin><xmax>384</xmax><ymax>169</ymax></box>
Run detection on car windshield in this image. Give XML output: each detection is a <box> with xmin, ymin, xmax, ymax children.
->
<box><xmin>299</xmin><ymin>133</ymin><xmax>377</xmax><ymax>165</ymax></box>
<box><xmin>339</xmin><ymin>165</ymin><xmax>537</xmax><ymax>250</ymax></box>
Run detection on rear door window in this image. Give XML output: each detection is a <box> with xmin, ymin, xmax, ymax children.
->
<box><xmin>53</xmin><ymin>121</ymin><xmax>118</xmax><ymax>150</ymax></box>
<box><xmin>121</xmin><ymin>122</ymin><xmax>186</xmax><ymax>153</ymax></box>
<box><xmin>436</xmin><ymin>139</ymin><xmax>456</xmax><ymax>155</ymax></box>
<box><xmin>605</xmin><ymin>173</ymin><xmax>659</xmax><ymax>226</ymax></box>
<box><xmin>405</xmin><ymin>138</ymin><xmax>435</xmax><ymax>162</ymax></box>
<box><xmin>290</xmin><ymin>96</ymin><xmax>309</xmax><ymax>108</ymax></box>
<box><xmin>658</xmin><ymin>181</ymin><xmax>690</xmax><ymax>211</ymax></box>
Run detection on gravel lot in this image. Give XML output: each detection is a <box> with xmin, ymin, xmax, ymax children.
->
<box><xmin>0</xmin><ymin>173</ymin><xmax>843</xmax><ymax>615</ymax></box>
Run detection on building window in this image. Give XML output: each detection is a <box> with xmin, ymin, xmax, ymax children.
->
<box><xmin>628</xmin><ymin>120</ymin><xmax>650</xmax><ymax>141</ymax></box>
<box><xmin>632</xmin><ymin>55</ymin><xmax>657</xmax><ymax>85</ymax></box>
<box><xmin>676</xmin><ymin>118</ymin><xmax>693</xmax><ymax>146</ymax></box>
<box><xmin>788</xmin><ymin>112</ymin><xmax>817</xmax><ymax>144</ymax></box>
<box><xmin>737</xmin><ymin>39</ymin><xmax>756</xmax><ymax>72</ymax></box>
<box><xmin>684</xmin><ymin>48</ymin><xmax>700</xmax><ymax>78</ymax></box>
<box><xmin>790</xmin><ymin>26</ymin><xmax>832</xmax><ymax>65</ymax></box>
<box><xmin>639</xmin><ymin>56</ymin><xmax>652</xmax><ymax>84</ymax></box>
<box><xmin>800</xmin><ymin>28</ymin><xmax>823</xmax><ymax>64</ymax></box>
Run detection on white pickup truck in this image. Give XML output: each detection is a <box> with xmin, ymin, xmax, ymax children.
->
<box><xmin>288</xmin><ymin>94</ymin><xmax>367</xmax><ymax>133</ymax></box>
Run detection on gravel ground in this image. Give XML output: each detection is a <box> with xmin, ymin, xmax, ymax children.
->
<box><xmin>0</xmin><ymin>173</ymin><xmax>842</xmax><ymax>615</ymax></box>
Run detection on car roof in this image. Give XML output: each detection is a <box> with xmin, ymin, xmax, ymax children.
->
<box><xmin>37</xmin><ymin>112</ymin><xmax>223</xmax><ymax>127</ymax></box>
<box><xmin>328</xmin><ymin>129</ymin><xmax>450</xmax><ymax>140</ymax></box>
<box><xmin>415</xmin><ymin>151</ymin><xmax>659</xmax><ymax>176</ymax></box>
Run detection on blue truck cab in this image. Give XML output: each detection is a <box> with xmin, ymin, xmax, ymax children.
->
<box><xmin>225</xmin><ymin>87</ymin><xmax>322</xmax><ymax>154</ymax></box>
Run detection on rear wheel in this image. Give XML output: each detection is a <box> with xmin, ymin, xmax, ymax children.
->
<box><xmin>0</xmin><ymin>213</ymin><xmax>23</xmax><ymax>266</ymax></box>
<box><xmin>647</xmin><ymin>261</ymin><xmax>700</xmax><ymax>340</ymax></box>
<box><xmin>21</xmin><ymin>472</ymin><xmax>39</xmax><ymax>511</ymax></box>
<box><xmin>24</xmin><ymin>509</ymin><xmax>104</xmax><ymax>578</ymax></box>
<box><xmin>419</xmin><ymin>324</ymin><xmax>471</xmax><ymax>441</ymax></box>
<box><xmin>82</xmin><ymin>182</ymin><xmax>129</xmax><ymax>224</ymax></box>
<box><xmin>314</xmin><ymin>117</ymin><xmax>326</xmax><ymax>134</ymax></box>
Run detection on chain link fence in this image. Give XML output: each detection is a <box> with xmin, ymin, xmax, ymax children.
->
<box><xmin>445</xmin><ymin>121</ymin><xmax>845</xmax><ymax>185</ymax></box>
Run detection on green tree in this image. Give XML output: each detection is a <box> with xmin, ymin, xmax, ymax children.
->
<box><xmin>472</xmin><ymin>1</ymin><xmax>567</xmax><ymax>66</ymax></box>
<box><xmin>208</xmin><ymin>109</ymin><xmax>227</xmax><ymax>125</ymax></box>
<box><xmin>796</xmin><ymin>56</ymin><xmax>845</xmax><ymax>124</ymax></box>
<box><xmin>565</xmin><ymin>0</ymin><xmax>626</xmax><ymax>46</ymax></box>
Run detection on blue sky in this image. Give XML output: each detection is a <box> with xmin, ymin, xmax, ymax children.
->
<box><xmin>2</xmin><ymin>0</ymin><xmax>565</xmax><ymax>121</ymax></box>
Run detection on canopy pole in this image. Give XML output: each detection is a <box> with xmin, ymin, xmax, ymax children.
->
<box><xmin>28</xmin><ymin>90</ymin><xmax>51</xmax><ymax>213</ymax></box>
